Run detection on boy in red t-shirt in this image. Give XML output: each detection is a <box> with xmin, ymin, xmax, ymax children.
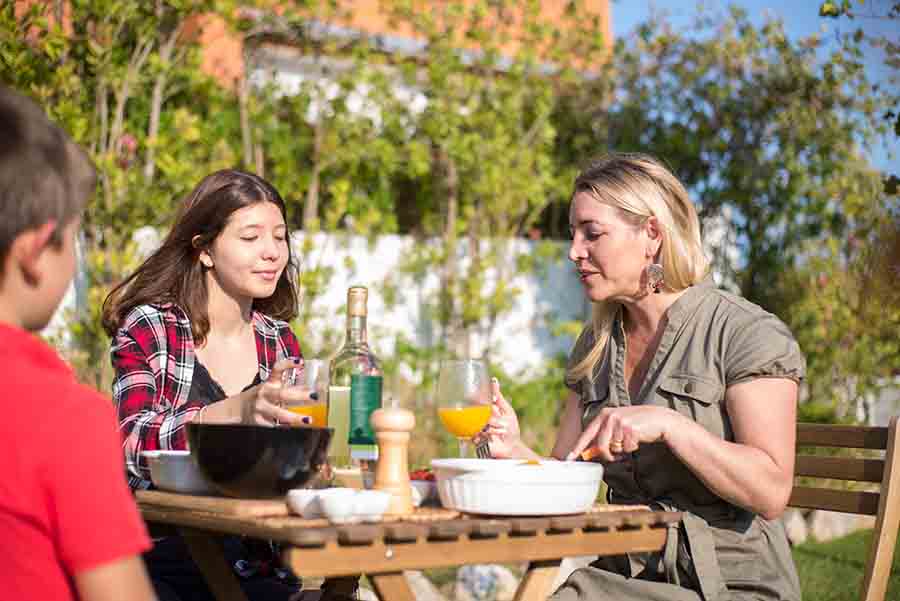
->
<box><xmin>0</xmin><ymin>86</ymin><xmax>155</xmax><ymax>601</ymax></box>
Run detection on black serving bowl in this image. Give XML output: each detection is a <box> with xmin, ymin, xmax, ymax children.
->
<box><xmin>187</xmin><ymin>423</ymin><xmax>332</xmax><ymax>498</ymax></box>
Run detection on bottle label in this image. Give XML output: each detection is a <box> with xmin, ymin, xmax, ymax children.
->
<box><xmin>349</xmin><ymin>374</ymin><xmax>382</xmax><ymax>446</ymax></box>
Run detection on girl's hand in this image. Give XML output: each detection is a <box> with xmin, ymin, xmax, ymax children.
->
<box><xmin>480</xmin><ymin>378</ymin><xmax>523</xmax><ymax>459</ymax></box>
<box><xmin>565</xmin><ymin>405</ymin><xmax>684</xmax><ymax>462</ymax></box>
<box><xmin>201</xmin><ymin>358</ymin><xmax>312</xmax><ymax>426</ymax></box>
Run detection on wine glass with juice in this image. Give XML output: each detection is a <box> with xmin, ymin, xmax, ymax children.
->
<box><xmin>284</xmin><ymin>359</ymin><xmax>329</xmax><ymax>427</ymax></box>
<box><xmin>435</xmin><ymin>359</ymin><xmax>492</xmax><ymax>457</ymax></box>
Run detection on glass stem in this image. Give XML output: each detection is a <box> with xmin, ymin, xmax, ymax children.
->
<box><xmin>457</xmin><ymin>438</ymin><xmax>471</xmax><ymax>458</ymax></box>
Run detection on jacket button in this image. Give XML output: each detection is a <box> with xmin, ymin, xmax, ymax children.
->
<box><xmin>683</xmin><ymin>382</ymin><xmax>694</xmax><ymax>394</ymax></box>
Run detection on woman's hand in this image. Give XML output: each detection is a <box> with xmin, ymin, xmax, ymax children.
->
<box><xmin>199</xmin><ymin>358</ymin><xmax>312</xmax><ymax>426</ymax></box>
<box><xmin>480</xmin><ymin>378</ymin><xmax>523</xmax><ymax>458</ymax></box>
<box><xmin>565</xmin><ymin>405</ymin><xmax>686</xmax><ymax>462</ymax></box>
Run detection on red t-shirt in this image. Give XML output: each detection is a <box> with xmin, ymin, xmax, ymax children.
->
<box><xmin>0</xmin><ymin>323</ymin><xmax>151</xmax><ymax>600</ymax></box>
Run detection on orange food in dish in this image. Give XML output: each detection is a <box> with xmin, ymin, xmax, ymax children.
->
<box><xmin>579</xmin><ymin>446</ymin><xmax>603</xmax><ymax>461</ymax></box>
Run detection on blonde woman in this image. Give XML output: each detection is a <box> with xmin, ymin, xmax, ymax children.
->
<box><xmin>484</xmin><ymin>153</ymin><xmax>803</xmax><ymax>600</ymax></box>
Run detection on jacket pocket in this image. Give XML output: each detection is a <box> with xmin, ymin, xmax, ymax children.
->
<box><xmin>657</xmin><ymin>374</ymin><xmax>723</xmax><ymax>432</ymax></box>
<box><xmin>712</xmin><ymin>518</ymin><xmax>763</xmax><ymax>587</ymax></box>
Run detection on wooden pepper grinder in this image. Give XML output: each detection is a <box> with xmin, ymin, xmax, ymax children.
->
<box><xmin>371</xmin><ymin>405</ymin><xmax>415</xmax><ymax>516</ymax></box>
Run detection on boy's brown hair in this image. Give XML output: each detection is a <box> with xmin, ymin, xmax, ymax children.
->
<box><xmin>0</xmin><ymin>86</ymin><xmax>96</xmax><ymax>274</ymax></box>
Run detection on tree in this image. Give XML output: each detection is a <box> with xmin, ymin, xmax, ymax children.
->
<box><xmin>2</xmin><ymin>1</ymin><xmax>245</xmax><ymax>387</ymax></box>
<box><xmin>557</xmin><ymin>5</ymin><xmax>898</xmax><ymax>415</ymax></box>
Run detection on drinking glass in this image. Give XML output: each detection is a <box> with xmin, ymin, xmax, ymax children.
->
<box><xmin>283</xmin><ymin>359</ymin><xmax>329</xmax><ymax>427</ymax></box>
<box><xmin>435</xmin><ymin>359</ymin><xmax>492</xmax><ymax>457</ymax></box>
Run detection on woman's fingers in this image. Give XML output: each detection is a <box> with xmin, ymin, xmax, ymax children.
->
<box><xmin>566</xmin><ymin>409</ymin><xmax>618</xmax><ymax>461</ymax></box>
<box><xmin>566</xmin><ymin>416</ymin><xmax>602</xmax><ymax>460</ymax></box>
<box><xmin>268</xmin><ymin>357</ymin><xmax>301</xmax><ymax>384</ymax></box>
<box><xmin>491</xmin><ymin>378</ymin><xmax>515</xmax><ymax>416</ymax></box>
<box><xmin>621</xmin><ymin>422</ymin><xmax>639</xmax><ymax>453</ymax></box>
<box><xmin>609</xmin><ymin>420</ymin><xmax>625</xmax><ymax>456</ymax></box>
<box><xmin>263</xmin><ymin>400</ymin><xmax>308</xmax><ymax>427</ymax></box>
<box><xmin>280</xmin><ymin>385</ymin><xmax>316</xmax><ymax>405</ymax></box>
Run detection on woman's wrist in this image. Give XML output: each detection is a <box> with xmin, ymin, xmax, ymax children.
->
<box><xmin>512</xmin><ymin>439</ymin><xmax>540</xmax><ymax>460</ymax></box>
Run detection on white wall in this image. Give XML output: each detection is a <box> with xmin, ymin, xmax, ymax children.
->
<box><xmin>290</xmin><ymin>232</ymin><xmax>587</xmax><ymax>377</ymax></box>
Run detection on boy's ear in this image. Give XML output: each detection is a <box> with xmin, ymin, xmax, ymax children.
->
<box><xmin>12</xmin><ymin>222</ymin><xmax>57</xmax><ymax>285</ymax></box>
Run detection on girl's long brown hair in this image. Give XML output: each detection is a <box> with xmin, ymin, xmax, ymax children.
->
<box><xmin>102</xmin><ymin>169</ymin><xmax>299</xmax><ymax>344</ymax></box>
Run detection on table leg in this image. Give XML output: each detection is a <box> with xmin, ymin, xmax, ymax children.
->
<box><xmin>369</xmin><ymin>571</ymin><xmax>416</xmax><ymax>601</ymax></box>
<box><xmin>179</xmin><ymin>527</ymin><xmax>250</xmax><ymax>601</ymax></box>
<box><xmin>514</xmin><ymin>559</ymin><xmax>562</xmax><ymax>601</ymax></box>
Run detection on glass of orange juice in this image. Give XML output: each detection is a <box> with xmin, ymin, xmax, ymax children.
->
<box><xmin>284</xmin><ymin>359</ymin><xmax>329</xmax><ymax>427</ymax></box>
<box><xmin>435</xmin><ymin>359</ymin><xmax>492</xmax><ymax>457</ymax></box>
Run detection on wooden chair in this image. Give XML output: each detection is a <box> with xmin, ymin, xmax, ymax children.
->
<box><xmin>790</xmin><ymin>416</ymin><xmax>900</xmax><ymax>601</ymax></box>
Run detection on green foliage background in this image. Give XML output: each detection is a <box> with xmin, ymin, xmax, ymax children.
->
<box><xmin>2</xmin><ymin>0</ymin><xmax>898</xmax><ymax>452</ymax></box>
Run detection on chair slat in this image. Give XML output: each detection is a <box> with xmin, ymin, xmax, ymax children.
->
<box><xmin>789</xmin><ymin>486</ymin><xmax>880</xmax><ymax>515</ymax></box>
<box><xmin>797</xmin><ymin>424</ymin><xmax>888</xmax><ymax>449</ymax></box>
<box><xmin>795</xmin><ymin>455</ymin><xmax>885</xmax><ymax>483</ymax></box>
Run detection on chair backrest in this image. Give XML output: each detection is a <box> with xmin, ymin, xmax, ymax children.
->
<box><xmin>790</xmin><ymin>416</ymin><xmax>900</xmax><ymax>601</ymax></box>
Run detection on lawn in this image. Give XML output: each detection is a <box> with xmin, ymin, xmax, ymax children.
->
<box><xmin>794</xmin><ymin>529</ymin><xmax>900</xmax><ymax>601</ymax></box>
<box><xmin>418</xmin><ymin>530</ymin><xmax>899</xmax><ymax>601</ymax></box>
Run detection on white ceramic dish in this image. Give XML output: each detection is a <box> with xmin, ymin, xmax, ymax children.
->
<box><xmin>286</xmin><ymin>488</ymin><xmax>392</xmax><ymax>524</ymax></box>
<box><xmin>141</xmin><ymin>450</ymin><xmax>217</xmax><ymax>495</ymax></box>
<box><xmin>286</xmin><ymin>489</ymin><xmax>324</xmax><ymax>519</ymax></box>
<box><xmin>430</xmin><ymin>458</ymin><xmax>604</xmax><ymax>516</ymax></box>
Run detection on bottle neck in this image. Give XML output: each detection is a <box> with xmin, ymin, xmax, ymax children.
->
<box><xmin>346</xmin><ymin>314</ymin><xmax>368</xmax><ymax>346</ymax></box>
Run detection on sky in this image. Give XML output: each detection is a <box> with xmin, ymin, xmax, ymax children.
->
<box><xmin>609</xmin><ymin>0</ymin><xmax>899</xmax><ymax>174</ymax></box>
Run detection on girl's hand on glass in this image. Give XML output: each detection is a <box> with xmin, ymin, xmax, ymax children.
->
<box><xmin>203</xmin><ymin>358</ymin><xmax>312</xmax><ymax>426</ymax></box>
<box><xmin>482</xmin><ymin>378</ymin><xmax>522</xmax><ymax>458</ymax></box>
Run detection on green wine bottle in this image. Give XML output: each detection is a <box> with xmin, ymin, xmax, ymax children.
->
<box><xmin>328</xmin><ymin>286</ymin><xmax>382</xmax><ymax>472</ymax></box>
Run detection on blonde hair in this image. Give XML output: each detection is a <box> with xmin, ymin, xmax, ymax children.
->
<box><xmin>566</xmin><ymin>153</ymin><xmax>709</xmax><ymax>386</ymax></box>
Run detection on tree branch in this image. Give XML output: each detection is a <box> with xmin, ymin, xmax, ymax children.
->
<box><xmin>144</xmin><ymin>20</ymin><xmax>184</xmax><ymax>182</ymax></box>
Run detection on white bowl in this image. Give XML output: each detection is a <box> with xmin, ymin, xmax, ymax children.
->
<box><xmin>301</xmin><ymin>488</ymin><xmax>393</xmax><ymax>524</ymax></box>
<box><xmin>317</xmin><ymin>488</ymin><xmax>361</xmax><ymax>524</ymax></box>
<box><xmin>353</xmin><ymin>490</ymin><xmax>392</xmax><ymax>523</ymax></box>
<box><xmin>430</xmin><ymin>458</ymin><xmax>603</xmax><ymax>516</ymax></box>
<box><xmin>142</xmin><ymin>450</ymin><xmax>217</xmax><ymax>495</ymax></box>
<box><xmin>286</xmin><ymin>489</ymin><xmax>324</xmax><ymax>519</ymax></box>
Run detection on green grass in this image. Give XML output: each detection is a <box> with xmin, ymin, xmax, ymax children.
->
<box><xmin>413</xmin><ymin>531</ymin><xmax>900</xmax><ymax>600</ymax></box>
<box><xmin>794</xmin><ymin>529</ymin><xmax>900</xmax><ymax>601</ymax></box>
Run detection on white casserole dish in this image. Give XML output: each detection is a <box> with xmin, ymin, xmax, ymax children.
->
<box><xmin>141</xmin><ymin>450</ymin><xmax>217</xmax><ymax>495</ymax></box>
<box><xmin>430</xmin><ymin>458</ymin><xmax>603</xmax><ymax>516</ymax></box>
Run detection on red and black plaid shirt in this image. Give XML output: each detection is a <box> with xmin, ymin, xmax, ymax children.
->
<box><xmin>110</xmin><ymin>303</ymin><xmax>301</xmax><ymax>489</ymax></box>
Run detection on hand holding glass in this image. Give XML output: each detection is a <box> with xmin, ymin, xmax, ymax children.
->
<box><xmin>283</xmin><ymin>359</ymin><xmax>329</xmax><ymax>427</ymax></box>
<box><xmin>435</xmin><ymin>359</ymin><xmax>492</xmax><ymax>457</ymax></box>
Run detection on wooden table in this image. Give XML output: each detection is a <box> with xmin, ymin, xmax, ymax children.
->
<box><xmin>136</xmin><ymin>490</ymin><xmax>680</xmax><ymax>601</ymax></box>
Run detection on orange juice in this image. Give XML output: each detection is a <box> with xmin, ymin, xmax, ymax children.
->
<box><xmin>288</xmin><ymin>403</ymin><xmax>328</xmax><ymax>427</ymax></box>
<box><xmin>438</xmin><ymin>405</ymin><xmax>491</xmax><ymax>439</ymax></box>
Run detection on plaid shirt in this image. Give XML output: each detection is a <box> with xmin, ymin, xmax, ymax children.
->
<box><xmin>111</xmin><ymin>303</ymin><xmax>301</xmax><ymax>489</ymax></box>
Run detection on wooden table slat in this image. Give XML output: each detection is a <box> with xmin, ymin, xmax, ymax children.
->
<box><xmin>136</xmin><ymin>490</ymin><xmax>288</xmax><ymax>517</ymax></box>
<box><xmin>428</xmin><ymin>520</ymin><xmax>473</xmax><ymax>540</ymax></box>
<box><xmin>383</xmin><ymin>523</ymin><xmax>427</xmax><ymax>542</ymax></box>
<box><xmin>468</xmin><ymin>520</ymin><xmax>512</xmax><ymax>538</ymax></box>
<box><xmin>282</xmin><ymin>525</ymin><xmax>669</xmax><ymax>578</ymax></box>
<box><xmin>291</xmin><ymin>527</ymin><xmax>337</xmax><ymax>547</ymax></box>
<box><xmin>337</xmin><ymin>523</ymin><xmax>382</xmax><ymax>545</ymax></box>
<box><xmin>585</xmin><ymin>512</ymin><xmax>626</xmax><ymax>529</ymax></box>
<box><xmin>508</xmin><ymin>517</ymin><xmax>551</xmax><ymax>535</ymax></box>
<box><xmin>549</xmin><ymin>515</ymin><xmax>588</xmax><ymax>532</ymax></box>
